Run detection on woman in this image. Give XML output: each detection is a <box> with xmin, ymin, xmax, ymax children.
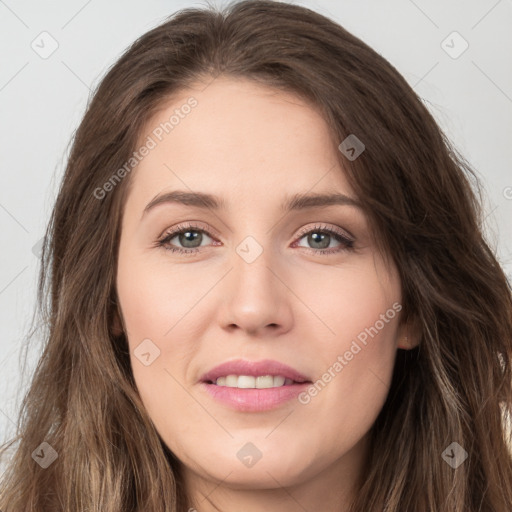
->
<box><xmin>1</xmin><ymin>1</ymin><xmax>511</xmax><ymax>510</ymax></box>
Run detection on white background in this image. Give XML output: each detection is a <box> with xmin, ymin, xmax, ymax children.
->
<box><xmin>1</xmin><ymin>0</ymin><xmax>511</xmax><ymax>448</ymax></box>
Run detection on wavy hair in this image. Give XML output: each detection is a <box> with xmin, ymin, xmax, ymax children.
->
<box><xmin>1</xmin><ymin>0</ymin><xmax>511</xmax><ymax>510</ymax></box>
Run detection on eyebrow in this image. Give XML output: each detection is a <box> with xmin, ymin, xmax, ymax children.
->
<box><xmin>142</xmin><ymin>190</ymin><xmax>362</xmax><ymax>217</ymax></box>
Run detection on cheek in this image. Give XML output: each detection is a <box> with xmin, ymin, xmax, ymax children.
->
<box><xmin>294</xmin><ymin>254</ymin><xmax>400</xmax><ymax>354</ymax></box>
<box><xmin>116</xmin><ymin>245</ymin><xmax>208</xmax><ymax>348</ymax></box>
<box><xmin>295</xmin><ymin>256</ymin><xmax>400</xmax><ymax>430</ymax></box>
<box><xmin>116</xmin><ymin>249</ymin><xmax>201</xmax><ymax>408</ymax></box>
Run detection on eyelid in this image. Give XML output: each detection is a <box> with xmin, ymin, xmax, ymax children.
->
<box><xmin>294</xmin><ymin>223</ymin><xmax>354</xmax><ymax>242</ymax></box>
<box><xmin>157</xmin><ymin>220</ymin><xmax>220</xmax><ymax>241</ymax></box>
<box><xmin>158</xmin><ymin>221</ymin><xmax>353</xmax><ymax>244</ymax></box>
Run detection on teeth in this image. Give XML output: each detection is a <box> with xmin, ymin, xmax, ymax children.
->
<box><xmin>225</xmin><ymin>375</ymin><xmax>238</xmax><ymax>387</ymax></box>
<box><xmin>214</xmin><ymin>375</ymin><xmax>292</xmax><ymax>388</ymax></box>
<box><xmin>268</xmin><ymin>375</ymin><xmax>285</xmax><ymax>387</ymax></box>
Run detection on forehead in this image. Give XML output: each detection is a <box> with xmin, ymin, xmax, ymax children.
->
<box><xmin>128</xmin><ymin>76</ymin><xmax>354</xmax><ymax>210</ymax></box>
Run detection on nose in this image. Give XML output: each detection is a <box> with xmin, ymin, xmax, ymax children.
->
<box><xmin>217</xmin><ymin>247</ymin><xmax>294</xmax><ymax>338</ymax></box>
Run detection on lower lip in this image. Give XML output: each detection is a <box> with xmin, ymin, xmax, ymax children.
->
<box><xmin>200</xmin><ymin>382</ymin><xmax>311</xmax><ymax>412</ymax></box>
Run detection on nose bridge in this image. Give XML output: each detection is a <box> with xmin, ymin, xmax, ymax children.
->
<box><xmin>232</xmin><ymin>234</ymin><xmax>279</xmax><ymax>305</ymax></box>
<box><xmin>234</xmin><ymin>243</ymin><xmax>274</xmax><ymax>295</ymax></box>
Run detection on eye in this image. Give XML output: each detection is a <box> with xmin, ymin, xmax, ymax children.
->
<box><xmin>155</xmin><ymin>222</ymin><xmax>355</xmax><ymax>255</ymax></box>
<box><xmin>155</xmin><ymin>222</ymin><xmax>216</xmax><ymax>255</ymax></box>
<box><xmin>293</xmin><ymin>223</ymin><xmax>355</xmax><ymax>255</ymax></box>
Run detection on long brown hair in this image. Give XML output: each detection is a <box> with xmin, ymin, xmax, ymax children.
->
<box><xmin>1</xmin><ymin>1</ymin><xmax>511</xmax><ymax>510</ymax></box>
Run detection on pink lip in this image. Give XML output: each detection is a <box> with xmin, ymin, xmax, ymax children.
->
<box><xmin>200</xmin><ymin>382</ymin><xmax>311</xmax><ymax>412</ymax></box>
<box><xmin>199</xmin><ymin>359</ymin><xmax>312</xmax><ymax>412</ymax></box>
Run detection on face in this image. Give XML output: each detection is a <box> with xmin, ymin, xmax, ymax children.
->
<box><xmin>116</xmin><ymin>76</ymin><xmax>409</xmax><ymax>496</ymax></box>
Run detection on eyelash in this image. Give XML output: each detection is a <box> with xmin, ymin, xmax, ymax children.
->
<box><xmin>155</xmin><ymin>221</ymin><xmax>355</xmax><ymax>256</ymax></box>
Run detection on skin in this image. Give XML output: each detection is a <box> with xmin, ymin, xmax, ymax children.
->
<box><xmin>115</xmin><ymin>76</ymin><xmax>417</xmax><ymax>512</ymax></box>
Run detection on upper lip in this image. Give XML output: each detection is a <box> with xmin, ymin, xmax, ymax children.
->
<box><xmin>200</xmin><ymin>359</ymin><xmax>311</xmax><ymax>383</ymax></box>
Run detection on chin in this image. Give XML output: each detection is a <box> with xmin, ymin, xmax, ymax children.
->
<box><xmin>204</xmin><ymin>461</ymin><xmax>309</xmax><ymax>489</ymax></box>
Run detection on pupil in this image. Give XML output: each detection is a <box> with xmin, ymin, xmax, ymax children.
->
<box><xmin>310</xmin><ymin>232</ymin><xmax>329</xmax><ymax>249</ymax></box>
<box><xmin>180</xmin><ymin>230</ymin><xmax>201</xmax><ymax>248</ymax></box>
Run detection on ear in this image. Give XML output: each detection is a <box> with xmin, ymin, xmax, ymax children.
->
<box><xmin>396</xmin><ymin>316</ymin><xmax>420</xmax><ymax>350</ymax></box>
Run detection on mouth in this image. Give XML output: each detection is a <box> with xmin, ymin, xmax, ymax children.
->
<box><xmin>200</xmin><ymin>358</ymin><xmax>311</xmax><ymax>385</ymax></box>
<box><xmin>199</xmin><ymin>359</ymin><xmax>312</xmax><ymax>412</ymax></box>
<box><xmin>205</xmin><ymin>375</ymin><xmax>307</xmax><ymax>388</ymax></box>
